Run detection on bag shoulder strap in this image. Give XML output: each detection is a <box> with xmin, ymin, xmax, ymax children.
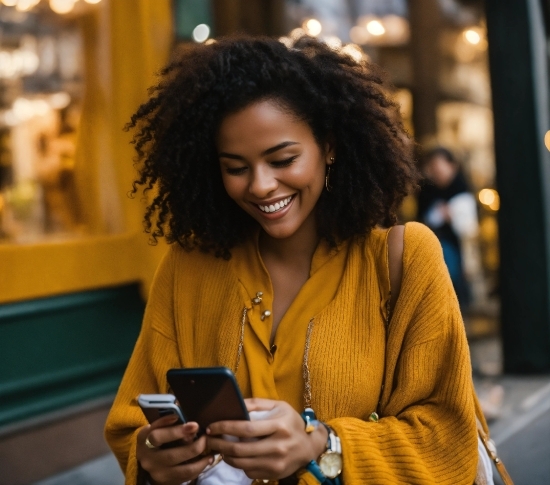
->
<box><xmin>476</xmin><ymin>419</ymin><xmax>514</xmax><ymax>484</ymax></box>
<box><xmin>387</xmin><ymin>225</ymin><xmax>405</xmax><ymax>315</ymax></box>
<box><xmin>375</xmin><ymin>225</ymin><xmax>404</xmax><ymax>414</ymax></box>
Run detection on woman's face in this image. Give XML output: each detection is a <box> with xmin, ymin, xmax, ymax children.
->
<box><xmin>423</xmin><ymin>155</ymin><xmax>458</xmax><ymax>189</ymax></box>
<box><xmin>217</xmin><ymin>100</ymin><xmax>333</xmax><ymax>240</ymax></box>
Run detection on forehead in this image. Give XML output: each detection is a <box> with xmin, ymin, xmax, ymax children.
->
<box><xmin>216</xmin><ymin>100</ymin><xmax>316</xmax><ymax>153</ymax></box>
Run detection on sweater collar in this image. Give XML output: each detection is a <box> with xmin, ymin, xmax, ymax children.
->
<box><xmin>229</xmin><ymin>231</ymin><xmax>349</xmax><ymax>352</ymax></box>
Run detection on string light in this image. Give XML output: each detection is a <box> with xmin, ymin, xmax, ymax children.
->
<box><xmin>278</xmin><ymin>36</ymin><xmax>293</xmax><ymax>48</ymax></box>
<box><xmin>49</xmin><ymin>0</ymin><xmax>75</xmax><ymax>14</ymax></box>
<box><xmin>323</xmin><ymin>35</ymin><xmax>342</xmax><ymax>50</ymax></box>
<box><xmin>192</xmin><ymin>24</ymin><xmax>210</xmax><ymax>43</ymax></box>
<box><xmin>366</xmin><ymin>20</ymin><xmax>385</xmax><ymax>36</ymax></box>
<box><xmin>16</xmin><ymin>0</ymin><xmax>40</xmax><ymax>11</ymax></box>
<box><xmin>478</xmin><ymin>189</ymin><xmax>500</xmax><ymax>211</ymax></box>
<box><xmin>290</xmin><ymin>28</ymin><xmax>306</xmax><ymax>41</ymax></box>
<box><xmin>303</xmin><ymin>18</ymin><xmax>322</xmax><ymax>37</ymax></box>
<box><xmin>84</xmin><ymin>0</ymin><xmax>102</xmax><ymax>3</ymax></box>
<box><xmin>463</xmin><ymin>29</ymin><xmax>481</xmax><ymax>45</ymax></box>
<box><xmin>1</xmin><ymin>0</ymin><xmax>18</xmax><ymax>6</ymax></box>
<box><xmin>341</xmin><ymin>44</ymin><xmax>363</xmax><ymax>63</ymax></box>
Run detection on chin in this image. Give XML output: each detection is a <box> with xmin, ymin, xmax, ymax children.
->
<box><xmin>259</xmin><ymin>222</ymin><xmax>299</xmax><ymax>240</ymax></box>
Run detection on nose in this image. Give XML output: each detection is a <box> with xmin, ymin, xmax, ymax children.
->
<box><xmin>249</xmin><ymin>166</ymin><xmax>278</xmax><ymax>199</ymax></box>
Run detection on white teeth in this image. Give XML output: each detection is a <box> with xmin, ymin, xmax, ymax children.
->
<box><xmin>258</xmin><ymin>196</ymin><xmax>292</xmax><ymax>213</ymax></box>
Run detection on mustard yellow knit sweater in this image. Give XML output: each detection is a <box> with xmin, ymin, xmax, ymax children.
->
<box><xmin>105</xmin><ymin>222</ymin><xmax>478</xmax><ymax>484</ymax></box>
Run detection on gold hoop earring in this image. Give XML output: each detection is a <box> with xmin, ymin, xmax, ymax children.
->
<box><xmin>325</xmin><ymin>165</ymin><xmax>333</xmax><ymax>192</ymax></box>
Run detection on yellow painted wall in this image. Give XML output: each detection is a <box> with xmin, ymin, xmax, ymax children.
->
<box><xmin>0</xmin><ymin>0</ymin><xmax>173</xmax><ymax>304</ymax></box>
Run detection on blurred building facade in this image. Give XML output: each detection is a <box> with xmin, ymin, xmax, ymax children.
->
<box><xmin>0</xmin><ymin>0</ymin><xmax>549</xmax><ymax>483</ymax></box>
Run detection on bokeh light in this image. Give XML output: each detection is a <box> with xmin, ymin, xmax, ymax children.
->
<box><xmin>463</xmin><ymin>29</ymin><xmax>481</xmax><ymax>45</ymax></box>
<box><xmin>366</xmin><ymin>20</ymin><xmax>385</xmax><ymax>36</ymax></box>
<box><xmin>341</xmin><ymin>44</ymin><xmax>363</xmax><ymax>63</ymax></box>
<box><xmin>303</xmin><ymin>18</ymin><xmax>322</xmax><ymax>37</ymax></box>
<box><xmin>192</xmin><ymin>24</ymin><xmax>210</xmax><ymax>43</ymax></box>
<box><xmin>479</xmin><ymin>188</ymin><xmax>500</xmax><ymax>211</ymax></box>
<box><xmin>49</xmin><ymin>0</ymin><xmax>76</xmax><ymax>14</ymax></box>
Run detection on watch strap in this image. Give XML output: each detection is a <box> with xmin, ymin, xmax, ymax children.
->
<box><xmin>301</xmin><ymin>407</ymin><xmax>320</xmax><ymax>433</ymax></box>
<box><xmin>305</xmin><ymin>460</ymin><xmax>327</xmax><ymax>483</ymax></box>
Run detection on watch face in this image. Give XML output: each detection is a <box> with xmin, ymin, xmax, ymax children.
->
<box><xmin>319</xmin><ymin>451</ymin><xmax>343</xmax><ymax>479</ymax></box>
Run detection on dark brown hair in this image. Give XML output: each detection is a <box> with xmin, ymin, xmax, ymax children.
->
<box><xmin>128</xmin><ymin>35</ymin><xmax>419</xmax><ymax>258</ymax></box>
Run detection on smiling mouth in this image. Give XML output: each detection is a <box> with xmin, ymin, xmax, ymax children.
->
<box><xmin>256</xmin><ymin>196</ymin><xmax>294</xmax><ymax>213</ymax></box>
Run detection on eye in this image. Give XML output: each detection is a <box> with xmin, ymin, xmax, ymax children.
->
<box><xmin>270</xmin><ymin>156</ymin><xmax>298</xmax><ymax>168</ymax></box>
<box><xmin>225</xmin><ymin>166</ymin><xmax>247</xmax><ymax>176</ymax></box>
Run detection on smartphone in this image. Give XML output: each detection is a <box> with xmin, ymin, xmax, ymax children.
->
<box><xmin>137</xmin><ymin>393</ymin><xmax>185</xmax><ymax>424</ymax></box>
<box><xmin>166</xmin><ymin>366</ymin><xmax>249</xmax><ymax>434</ymax></box>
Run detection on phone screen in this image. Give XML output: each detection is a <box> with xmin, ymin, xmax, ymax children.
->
<box><xmin>167</xmin><ymin>367</ymin><xmax>249</xmax><ymax>433</ymax></box>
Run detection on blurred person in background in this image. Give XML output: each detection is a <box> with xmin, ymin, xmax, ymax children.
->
<box><xmin>416</xmin><ymin>147</ymin><xmax>479</xmax><ymax>308</ymax></box>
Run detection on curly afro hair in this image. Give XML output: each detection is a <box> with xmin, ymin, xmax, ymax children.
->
<box><xmin>128</xmin><ymin>35</ymin><xmax>418</xmax><ymax>258</ymax></box>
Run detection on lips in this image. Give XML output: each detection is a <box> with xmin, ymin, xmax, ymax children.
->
<box><xmin>256</xmin><ymin>195</ymin><xmax>294</xmax><ymax>213</ymax></box>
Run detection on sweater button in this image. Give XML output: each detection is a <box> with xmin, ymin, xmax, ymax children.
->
<box><xmin>260</xmin><ymin>310</ymin><xmax>271</xmax><ymax>321</ymax></box>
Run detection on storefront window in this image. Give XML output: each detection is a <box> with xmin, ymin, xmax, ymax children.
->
<box><xmin>0</xmin><ymin>1</ymin><xmax>101</xmax><ymax>243</ymax></box>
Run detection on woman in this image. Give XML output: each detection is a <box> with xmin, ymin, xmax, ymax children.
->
<box><xmin>105</xmin><ymin>36</ymin><xmax>480</xmax><ymax>485</ymax></box>
<box><xmin>417</xmin><ymin>147</ymin><xmax>479</xmax><ymax>307</ymax></box>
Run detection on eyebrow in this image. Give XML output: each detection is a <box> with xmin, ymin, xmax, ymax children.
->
<box><xmin>218</xmin><ymin>141</ymin><xmax>300</xmax><ymax>160</ymax></box>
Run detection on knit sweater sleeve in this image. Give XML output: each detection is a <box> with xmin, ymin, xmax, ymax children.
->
<box><xmin>104</xmin><ymin>247</ymin><xmax>183</xmax><ymax>485</ymax></box>
<box><xmin>327</xmin><ymin>223</ymin><xmax>478</xmax><ymax>484</ymax></box>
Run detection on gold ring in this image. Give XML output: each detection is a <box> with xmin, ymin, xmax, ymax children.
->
<box><xmin>145</xmin><ymin>437</ymin><xmax>157</xmax><ymax>449</ymax></box>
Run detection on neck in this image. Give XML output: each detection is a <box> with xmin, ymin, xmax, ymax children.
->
<box><xmin>259</xmin><ymin>214</ymin><xmax>319</xmax><ymax>266</ymax></box>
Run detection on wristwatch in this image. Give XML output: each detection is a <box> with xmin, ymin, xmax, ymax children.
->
<box><xmin>305</xmin><ymin>424</ymin><xmax>342</xmax><ymax>483</ymax></box>
<box><xmin>318</xmin><ymin>425</ymin><xmax>342</xmax><ymax>479</ymax></box>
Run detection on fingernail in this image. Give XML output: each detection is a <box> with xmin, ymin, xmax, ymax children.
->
<box><xmin>205</xmin><ymin>427</ymin><xmax>211</xmax><ymax>434</ymax></box>
<box><xmin>208</xmin><ymin>457</ymin><xmax>214</xmax><ymax>465</ymax></box>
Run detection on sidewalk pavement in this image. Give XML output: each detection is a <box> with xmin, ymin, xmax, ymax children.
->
<box><xmin>470</xmin><ymin>337</ymin><xmax>550</xmax><ymax>485</ymax></box>
<box><xmin>33</xmin><ymin>337</ymin><xmax>550</xmax><ymax>485</ymax></box>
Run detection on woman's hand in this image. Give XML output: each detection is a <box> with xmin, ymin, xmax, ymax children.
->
<box><xmin>205</xmin><ymin>398</ymin><xmax>328</xmax><ymax>480</ymax></box>
<box><xmin>136</xmin><ymin>414</ymin><xmax>213</xmax><ymax>485</ymax></box>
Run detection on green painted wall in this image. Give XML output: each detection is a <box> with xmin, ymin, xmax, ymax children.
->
<box><xmin>0</xmin><ymin>284</ymin><xmax>144</xmax><ymax>427</ymax></box>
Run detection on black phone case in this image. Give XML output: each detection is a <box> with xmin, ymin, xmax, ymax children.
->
<box><xmin>166</xmin><ymin>366</ymin><xmax>249</xmax><ymax>433</ymax></box>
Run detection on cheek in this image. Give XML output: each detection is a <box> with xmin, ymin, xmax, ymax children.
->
<box><xmin>221</xmin><ymin>174</ymin><xmax>246</xmax><ymax>203</ymax></box>
<box><xmin>288</xmin><ymin>160</ymin><xmax>326</xmax><ymax>190</ymax></box>
<box><xmin>220</xmin><ymin>174</ymin><xmax>237</xmax><ymax>199</ymax></box>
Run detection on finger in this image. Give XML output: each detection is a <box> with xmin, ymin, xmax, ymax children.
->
<box><xmin>148</xmin><ymin>413</ymin><xmax>181</xmax><ymax>430</ymax></box>
<box><xmin>135</xmin><ymin>415</ymin><xmax>178</xmax><ymax>448</ymax></box>
<box><xmin>147</xmin><ymin>435</ymin><xmax>209</xmax><ymax>468</ymax></box>
<box><xmin>148</xmin><ymin>422</ymin><xmax>200</xmax><ymax>447</ymax></box>
<box><xmin>206</xmin><ymin>417</ymin><xmax>277</xmax><ymax>439</ymax></box>
<box><xmin>166</xmin><ymin>435</ymin><xmax>209</xmax><ymax>467</ymax></box>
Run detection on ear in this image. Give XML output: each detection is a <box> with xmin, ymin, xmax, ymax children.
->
<box><xmin>324</xmin><ymin>137</ymin><xmax>335</xmax><ymax>165</ymax></box>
